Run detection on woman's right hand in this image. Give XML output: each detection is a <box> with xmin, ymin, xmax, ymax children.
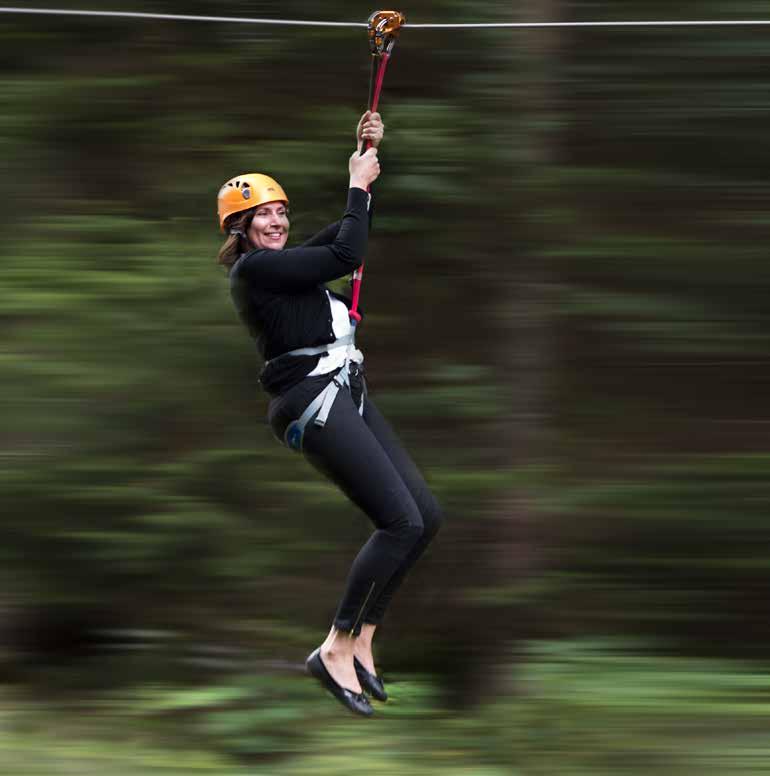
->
<box><xmin>349</xmin><ymin>146</ymin><xmax>380</xmax><ymax>191</ymax></box>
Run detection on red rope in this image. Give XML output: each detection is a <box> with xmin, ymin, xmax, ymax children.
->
<box><xmin>349</xmin><ymin>52</ymin><xmax>390</xmax><ymax>324</ymax></box>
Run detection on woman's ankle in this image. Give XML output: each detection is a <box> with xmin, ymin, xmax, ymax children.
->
<box><xmin>321</xmin><ymin>625</ymin><xmax>356</xmax><ymax>655</ymax></box>
<box><xmin>356</xmin><ymin>622</ymin><xmax>377</xmax><ymax>648</ymax></box>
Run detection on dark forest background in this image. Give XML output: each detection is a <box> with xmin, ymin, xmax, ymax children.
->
<box><xmin>1</xmin><ymin>1</ymin><xmax>769</xmax><ymax>773</ymax></box>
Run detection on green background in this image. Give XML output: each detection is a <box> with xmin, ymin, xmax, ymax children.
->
<box><xmin>1</xmin><ymin>0</ymin><xmax>769</xmax><ymax>772</ymax></box>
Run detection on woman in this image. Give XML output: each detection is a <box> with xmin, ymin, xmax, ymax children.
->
<box><xmin>216</xmin><ymin>112</ymin><xmax>443</xmax><ymax>717</ymax></box>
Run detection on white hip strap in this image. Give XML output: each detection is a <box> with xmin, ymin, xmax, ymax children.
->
<box><xmin>264</xmin><ymin>333</ymin><xmax>355</xmax><ymax>368</ymax></box>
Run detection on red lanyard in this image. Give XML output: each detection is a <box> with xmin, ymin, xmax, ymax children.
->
<box><xmin>349</xmin><ymin>10</ymin><xmax>405</xmax><ymax>325</ymax></box>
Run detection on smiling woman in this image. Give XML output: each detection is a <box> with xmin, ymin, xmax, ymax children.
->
<box><xmin>248</xmin><ymin>201</ymin><xmax>290</xmax><ymax>250</ymax></box>
<box><xmin>216</xmin><ymin>111</ymin><xmax>443</xmax><ymax>718</ymax></box>
<box><xmin>216</xmin><ymin>173</ymin><xmax>290</xmax><ymax>267</ymax></box>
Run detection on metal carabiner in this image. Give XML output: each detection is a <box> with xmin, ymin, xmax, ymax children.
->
<box><xmin>367</xmin><ymin>9</ymin><xmax>406</xmax><ymax>57</ymax></box>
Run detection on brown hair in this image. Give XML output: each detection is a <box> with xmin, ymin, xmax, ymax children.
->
<box><xmin>217</xmin><ymin>207</ymin><xmax>255</xmax><ymax>269</ymax></box>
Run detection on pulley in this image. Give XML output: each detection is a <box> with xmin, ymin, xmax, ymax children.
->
<box><xmin>367</xmin><ymin>9</ymin><xmax>406</xmax><ymax>56</ymax></box>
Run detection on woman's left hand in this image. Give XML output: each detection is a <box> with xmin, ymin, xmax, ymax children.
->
<box><xmin>356</xmin><ymin>110</ymin><xmax>384</xmax><ymax>150</ymax></box>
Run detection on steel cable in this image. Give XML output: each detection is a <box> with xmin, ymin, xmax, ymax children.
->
<box><xmin>1</xmin><ymin>7</ymin><xmax>770</xmax><ymax>29</ymax></box>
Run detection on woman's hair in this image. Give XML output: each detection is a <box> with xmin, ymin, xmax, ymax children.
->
<box><xmin>217</xmin><ymin>207</ymin><xmax>255</xmax><ymax>269</ymax></box>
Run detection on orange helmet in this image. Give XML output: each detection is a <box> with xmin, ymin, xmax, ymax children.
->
<box><xmin>217</xmin><ymin>173</ymin><xmax>289</xmax><ymax>232</ymax></box>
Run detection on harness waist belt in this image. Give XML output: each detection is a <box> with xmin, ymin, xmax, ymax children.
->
<box><xmin>264</xmin><ymin>332</ymin><xmax>356</xmax><ymax>368</ymax></box>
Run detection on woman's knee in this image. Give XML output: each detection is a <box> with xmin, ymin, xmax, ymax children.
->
<box><xmin>420</xmin><ymin>493</ymin><xmax>444</xmax><ymax>542</ymax></box>
<box><xmin>385</xmin><ymin>491</ymin><xmax>424</xmax><ymax>547</ymax></box>
<box><xmin>400</xmin><ymin>518</ymin><xmax>424</xmax><ymax>545</ymax></box>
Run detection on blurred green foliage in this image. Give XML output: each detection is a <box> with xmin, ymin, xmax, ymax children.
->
<box><xmin>3</xmin><ymin>640</ymin><xmax>770</xmax><ymax>774</ymax></box>
<box><xmin>2</xmin><ymin>0</ymin><xmax>770</xmax><ymax>771</ymax></box>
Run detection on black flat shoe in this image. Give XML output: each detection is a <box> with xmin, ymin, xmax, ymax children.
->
<box><xmin>306</xmin><ymin>648</ymin><xmax>373</xmax><ymax>717</ymax></box>
<box><xmin>354</xmin><ymin>655</ymin><xmax>388</xmax><ymax>701</ymax></box>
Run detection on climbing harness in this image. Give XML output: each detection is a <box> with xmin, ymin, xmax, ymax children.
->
<box><xmin>349</xmin><ymin>9</ymin><xmax>405</xmax><ymax>325</ymax></box>
<box><xmin>268</xmin><ymin>333</ymin><xmax>367</xmax><ymax>453</ymax></box>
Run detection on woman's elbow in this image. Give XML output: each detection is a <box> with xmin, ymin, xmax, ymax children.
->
<box><xmin>330</xmin><ymin>243</ymin><xmax>366</xmax><ymax>268</ymax></box>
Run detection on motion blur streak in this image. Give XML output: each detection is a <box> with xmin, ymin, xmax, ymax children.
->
<box><xmin>1</xmin><ymin>1</ymin><xmax>769</xmax><ymax>773</ymax></box>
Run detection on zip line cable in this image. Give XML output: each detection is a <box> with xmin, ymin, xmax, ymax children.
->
<box><xmin>1</xmin><ymin>7</ymin><xmax>770</xmax><ymax>30</ymax></box>
<box><xmin>0</xmin><ymin>7</ymin><xmax>366</xmax><ymax>26</ymax></box>
<box><xmin>402</xmin><ymin>20</ymin><xmax>770</xmax><ymax>29</ymax></box>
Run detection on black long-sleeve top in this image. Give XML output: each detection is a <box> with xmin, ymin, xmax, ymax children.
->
<box><xmin>228</xmin><ymin>186</ymin><xmax>369</xmax><ymax>396</ymax></box>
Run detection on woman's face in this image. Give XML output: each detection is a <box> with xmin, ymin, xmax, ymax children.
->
<box><xmin>247</xmin><ymin>200</ymin><xmax>290</xmax><ymax>250</ymax></box>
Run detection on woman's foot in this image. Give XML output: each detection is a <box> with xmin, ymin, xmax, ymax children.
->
<box><xmin>306</xmin><ymin>648</ymin><xmax>372</xmax><ymax>717</ymax></box>
<box><xmin>352</xmin><ymin>622</ymin><xmax>378</xmax><ymax>676</ymax></box>
<box><xmin>352</xmin><ymin>624</ymin><xmax>387</xmax><ymax>701</ymax></box>
<box><xmin>320</xmin><ymin>627</ymin><xmax>362</xmax><ymax>694</ymax></box>
<box><xmin>319</xmin><ymin>645</ymin><xmax>362</xmax><ymax>694</ymax></box>
<box><xmin>353</xmin><ymin>655</ymin><xmax>388</xmax><ymax>701</ymax></box>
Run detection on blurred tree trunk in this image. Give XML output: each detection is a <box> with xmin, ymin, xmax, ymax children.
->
<box><xmin>457</xmin><ymin>0</ymin><xmax>564</xmax><ymax>706</ymax></box>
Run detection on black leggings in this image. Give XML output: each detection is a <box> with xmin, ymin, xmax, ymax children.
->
<box><xmin>268</xmin><ymin>365</ymin><xmax>443</xmax><ymax>636</ymax></box>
